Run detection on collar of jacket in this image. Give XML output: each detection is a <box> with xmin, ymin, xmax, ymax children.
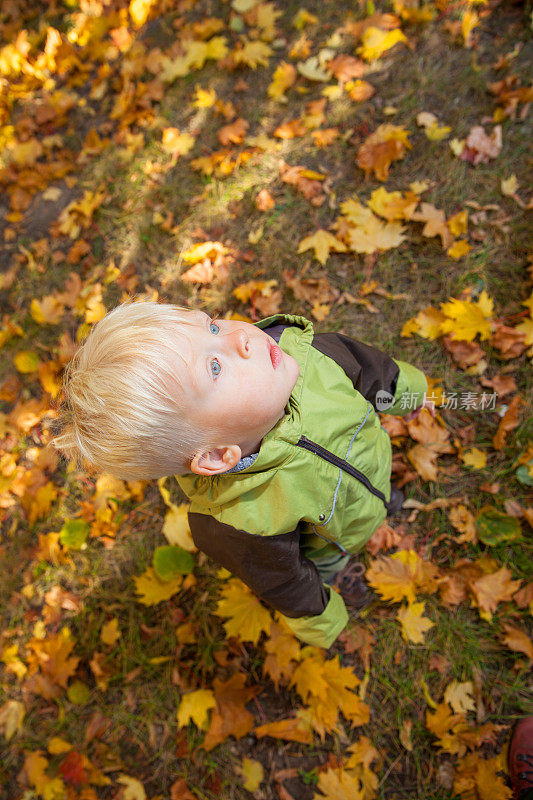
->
<box><xmin>175</xmin><ymin>313</ymin><xmax>314</xmax><ymax>506</ymax></box>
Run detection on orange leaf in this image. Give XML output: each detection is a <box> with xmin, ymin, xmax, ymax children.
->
<box><xmin>470</xmin><ymin>566</ymin><xmax>522</xmax><ymax>620</ymax></box>
<box><xmin>255</xmin><ymin>717</ymin><xmax>313</xmax><ymax>743</ymax></box>
<box><xmin>493</xmin><ymin>395</ymin><xmax>522</xmax><ymax>450</ymax></box>
<box><xmin>356</xmin><ymin>124</ymin><xmax>411</xmax><ymax>181</ymax></box>
<box><xmin>217</xmin><ymin>118</ymin><xmax>249</xmax><ymax>146</ymax></box>
<box><xmin>501</xmin><ymin>623</ymin><xmax>533</xmax><ymax>660</ymax></box>
<box><xmin>202</xmin><ymin>673</ymin><xmax>258</xmax><ymax>751</ymax></box>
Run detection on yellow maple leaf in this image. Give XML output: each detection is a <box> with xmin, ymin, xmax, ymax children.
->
<box><xmin>345</xmin><ymin>215</ymin><xmax>406</xmax><ymax>254</ymax></box>
<box><xmin>0</xmin><ymin>700</ymin><xmax>25</xmax><ymax>740</ymax></box>
<box><xmin>31</xmin><ymin>295</ymin><xmax>65</xmax><ymax>325</ymax></box>
<box><xmin>440</xmin><ymin>292</ymin><xmax>493</xmax><ymax>341</ymax></box>
<box><xmin>14</xmin><ymin>350</ymin><xmax>40</xmax><ymax>373</ymax></box>
<box><xmin>215</xmin><ymin>579</ymin><xmax>272</xmax><ymax>644</ymax></box>
<box><xmin>267</xmin><ymin>61</ymin><xmax>296</xmax><ymax>101</ymax></box>
<box><xmin>515</xmin><ymin>317</ymin><xmax>533</xmax><ymax>346</ymax></box>
<box><xmin>501</xmin><ymin>174</ymin><xmax>519</xmax><ymax>196</ymax></box>
<box><xmin>315</xmin><ymin>766</ymin><xmax>365</xmax><ymax>800</ymax></box>
<box><xmin>239</xmin><ymin>757</ymin><xmax>264</xmax><ymax>792</ymax></box>
<box><xmin>134</xmin><ymin>567</ymin><xmax>183</xmax><ymax>606</ymax></box>
<box><xmin>412</xmin><ymin>202</ymin><xmax>453</xmax><ymax>248</ymax></box>
<box><xmin>162</xmin><ymin>504</ymin><xmax>195</xmax><ymax>551</ymax></box>
<box><xmin>177</xmin><ymin>688</ymin><xmax>216</xmax><ymax>729</ymax></box>
<box><xmin>129</xmin><ymin>0</ymin><xmax>154</xmax><ymax>27</ymax></box>
<box><xmin>397</xmin><ymin>602</ymin><xmax>435</xmax><ymax>643</ymax></box>
<box><xmin>413</xmin><ymin>306</ymin><xmax>447</xmax><ymax>339</ymax></box>
<box><xmin>444</xmin><ymin>680</ymin><xmax>475</xmax><ymax>714</ymax></box>
<box><xmin>193</xmin><ymin>85</ymin><xmax>217</xmax><ymax>108</ymax></box>
<box><xmin>447</xmin><ymin>210</ymin><xmax>468</xmax><ymax>236</ymax></box>
<box><xmin>161</xmin><ymin>128</ymin><xmax>195</xmax><ymax>158</ymax></box>
<box><xmin>366</xmin><ymin>550</ymin><xmax>440</xmax><ymax>604</ymax></box>
<box><xmin>297</xmin><ymin>230</ymin><xmax>347</xmax><ymax>265</ymax></box>
<box><xmin>289</xmin><ymin>647</ymin><xmax>330</xmax><ymax>703</ymax></box>
<box><xmin>181</xmin><ymin>241</ymin><xmax>228</xmax><ymax>264</ymax></box>
<box><xmin>357</xmin><ymin>27</ymin><xmax>407</xmax><ymax>62</ymax></box>
<box><xmin>26</xmin><ymin>627</ymin><xmax>80</xmax><ymax>689</ymax></box>
<box><xmin>368</xmin><ymin>187</ymin><xmax>418</xmax><ymax>220</ymax></box>
<box><xmin>254</xmin><ymin>715</ymin><xmax>313</xmax><ymax>743</ymax></box>
<box><xmin>447</xmin><ymin>239</ymin><xmax>472</xmax><ymax>260</ymax></box>
<box><xmin>24</xmin><ymin>751</ymin><xmax>66</xmax><ymax>797</ymax></box>
<box><xmin>233</xmin><ymin>39</ymin><xmax>272</xmax><ymax>68</ymax></box>
<box><xmin>462</xmin><ymin>9</ymin><xmax>479</xmax><ymax>46</ymax></box>
<box><xmin>460</xmin><ymin>448</ymin><xmax>487</xmax><ymax>469</ymax></box>
<box><xmin>263</xmin><ymin>619</ymin><xmax>301</xmax><ymax>689</ymax></box>
<box><xmin>100</xmin><ymin>618</ymin><xmax>121</xmax><ymax>646</ymax></box>
<box><xmin>117</xmin><ymin>775</ymin><xmax>147</xmax><ymax>800</ymax></box>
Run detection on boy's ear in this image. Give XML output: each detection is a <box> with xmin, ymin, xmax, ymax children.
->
<box><xmin>190</xmin><ymin>445</ymin><xmax>242</xmax><ymax>476</ymax></box>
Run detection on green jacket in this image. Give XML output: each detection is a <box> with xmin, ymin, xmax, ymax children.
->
<box><xmin>176</xmin><ymin>314</ymin><xmax>427</xmax><ymax>649</ymax></box>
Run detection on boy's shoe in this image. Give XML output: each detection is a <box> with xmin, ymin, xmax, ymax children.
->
<box><xmin>508</xmin><ymin>717</ymin><xmax>533</xmax><ymax>799</ymax></box>
<box><xmin>385</xmin><ymin>485</ymin><xmax>404</xmax><ymax>516</ymax></box>
<box><xmin>332</xmin><ymin>559</ymin><xmax>372</xmax><ymax>610</ymax></box>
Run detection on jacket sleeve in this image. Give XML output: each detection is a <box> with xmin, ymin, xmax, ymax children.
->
<box><xmin>312</xmin><ymin>332</ymin><xmax>427</xmax><ymax>417</ymax></box>
<box><xmin>188</xmin><ymin>512</ymin><xmax>348</xmax><ymax>649</ymax></box>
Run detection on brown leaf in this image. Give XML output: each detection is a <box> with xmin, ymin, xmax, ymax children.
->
<box><xmin>449</xmin><ymin>505</ymin><xmax>477</xmax><ymax>544</ymax></box>
<box><xmin>170</xmin><ymin>779</ymin><xmax>196</xmax><ymax>800</ymax></box>
<box><xmin>356</xmin><ymin>124</ymin><xmax>411</xmax><ymax>181</ymax></box>
<box><xmin>470</xmin><ymin>566</ymin><xmax>522</xmax><ymax>619</ymax></box>
<box><xmin>327</xmin><ymin>54</ymin><xmax>366</xmax><ymax>83</ymax></box>
<box><xmin>493</xmin><ymin>394</ymin><xmax>522</xmax><ymax>450</ymax></box>
<box><xmin>439</xmin><ymin>574</ymin><xmax>467</xmax><ymax>607</ymax></box>
<box><xmin>443</xmin><ymin>336</ymin><xmax>485</xmax><ymax>369</ymax></box>
<box><xmin>180</xmin><ymin>260</ymin><xmax>214</xmax><ymax>284</ymax></box>
<box><xmin>480</xmin><ymin>373</ymin><xmax>517</xmax><ymax>397</ymax></box>
<box><xmin>491</xmin><ymin>321</ymin><xmax>527</xmax><ymax>359</ymax></box>
<box><xmin>217</xmin><ymin>118</ymin><xmax>249</xmax><ymax>146</ymax></box>
<box><xmin>460</xmin><ymin>125</ymin><xmax>502</xmax><ymax>165</ymax></box>
<box><xmin>338</xmin><ymin>624</ymin><xmax>376</xmax><ymax>670</ymax></box>
<box><xmin>407</xmin><ymin>408</ymin><xmax>454</xmax><ymax>452</ymax></box>
<box><xmin>202</xmin><ymin>673</ymin><xmax>258</xmax><ymax>751</ymax></box>
<box><xmin>501</xmin><ymin>624</ymin><xmax>533</xmax><ymax>660</ymax></box>
<box><xmin>366</xmin><ymin>521</ymin><xmax>404</xmax><ymax>555</ymax></box>
<box><xmin>255</xmin><ymin>189</ymin><xmax>275</xmax><ymax>211</ymax></box>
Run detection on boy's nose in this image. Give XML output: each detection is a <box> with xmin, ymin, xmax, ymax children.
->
<box><xmin>228</xmin><ymin>328</ymin><xmax>250</xmax><ymax>357</ymax></box>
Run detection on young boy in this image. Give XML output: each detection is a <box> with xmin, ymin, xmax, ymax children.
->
<box><xmin>55</xmin><ymin>301</ymin><xmax>428</xmax><ymax>649</ymax></box>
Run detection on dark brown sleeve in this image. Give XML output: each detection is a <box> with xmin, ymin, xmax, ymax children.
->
<box><xmin>188</xmin><ymin>512</ymin><xmax>328</xmax><ymax>618</ymax></box>
<box><xmin>312</xmin><ymin>332</ymin><xmax>399</xmax><ymax>408</ymax></box>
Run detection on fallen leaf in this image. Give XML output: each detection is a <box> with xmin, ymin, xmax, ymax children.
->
<box><xmin>444</xmin><ymin>681</ymin><xmax>475</xmax><ymax>714</ymax></box>
<box><xmin>500</xmin><ymin>624</ymin><xmax>533</xmax><ymax>661</ymax></box>
<box><xmin>397</xmin><ymin>602</ymin><xmax>435</xmax><ymax>644</ymax></box>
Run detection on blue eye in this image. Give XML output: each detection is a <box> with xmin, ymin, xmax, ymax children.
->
<box><xmin>209</xmin><ymin>321</ymin><xmax>220</xmax><ymax>334</ymax></box>
<box><xmin>210</xmin><ymin>358</ymin><xmax>221</xmax><ymax>379</ymax></box>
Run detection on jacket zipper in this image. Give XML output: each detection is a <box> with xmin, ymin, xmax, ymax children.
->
<box><xmin>296</xmin><ymin>435</ymin><xmax>387</xmax><ymax>505</ymax></box>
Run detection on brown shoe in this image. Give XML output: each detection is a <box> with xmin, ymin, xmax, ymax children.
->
<box><xmin>508</xmin><ymin>717</ymin><xmax>533</xmax><ymax>799</ymax></box>
<box><xmin>332</xmin><ymin>559</ymin><xmax>372</xmax><ymax>610</ymax></box>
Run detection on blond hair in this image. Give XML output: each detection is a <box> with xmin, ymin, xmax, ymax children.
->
<box><xmin>53</xmin><ymin>301</ymin><xmax>211</xmax><ymax>479</ymax></box>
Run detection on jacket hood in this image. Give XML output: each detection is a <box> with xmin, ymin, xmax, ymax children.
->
<box><xmin>175</xmin><ymin>313</ymin><xmax>315</xmax><ymax>509</ymax></box>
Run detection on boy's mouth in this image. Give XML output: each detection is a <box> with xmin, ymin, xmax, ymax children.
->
<box><xmin>269</xmin><ymin>341</ymin><xmax>283</xmax><ymax>369</ymax></box>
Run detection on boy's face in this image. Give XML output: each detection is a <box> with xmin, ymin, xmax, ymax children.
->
<box><xmin>178</xmin><ymin>311</ymin><xmax>300</xmax><ymax>460</ymax></box>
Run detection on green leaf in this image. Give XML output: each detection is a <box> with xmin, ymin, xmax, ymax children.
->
<box><xmin>475</xmin><ymin>508</ymin><xmax>522</xmax><ymax>546</ymax></box>
<box><xmin>153</xmin><ymin>546</ymin><xmax>194</xmax><ymax>581</ymax></box>
<box><xmin>60</xmin><ymin>519</ymin><xmax>90</xmax><ymax>549</ymax></box>
<box><xmin>67</xmin><ymin>680</ymin><xmax>91</xmax><ymax>705</ymax></box>
<box><xmin>516</xmin><ymin>464</ymin><xmax>533</xmax><ymax>487</ymax></box>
